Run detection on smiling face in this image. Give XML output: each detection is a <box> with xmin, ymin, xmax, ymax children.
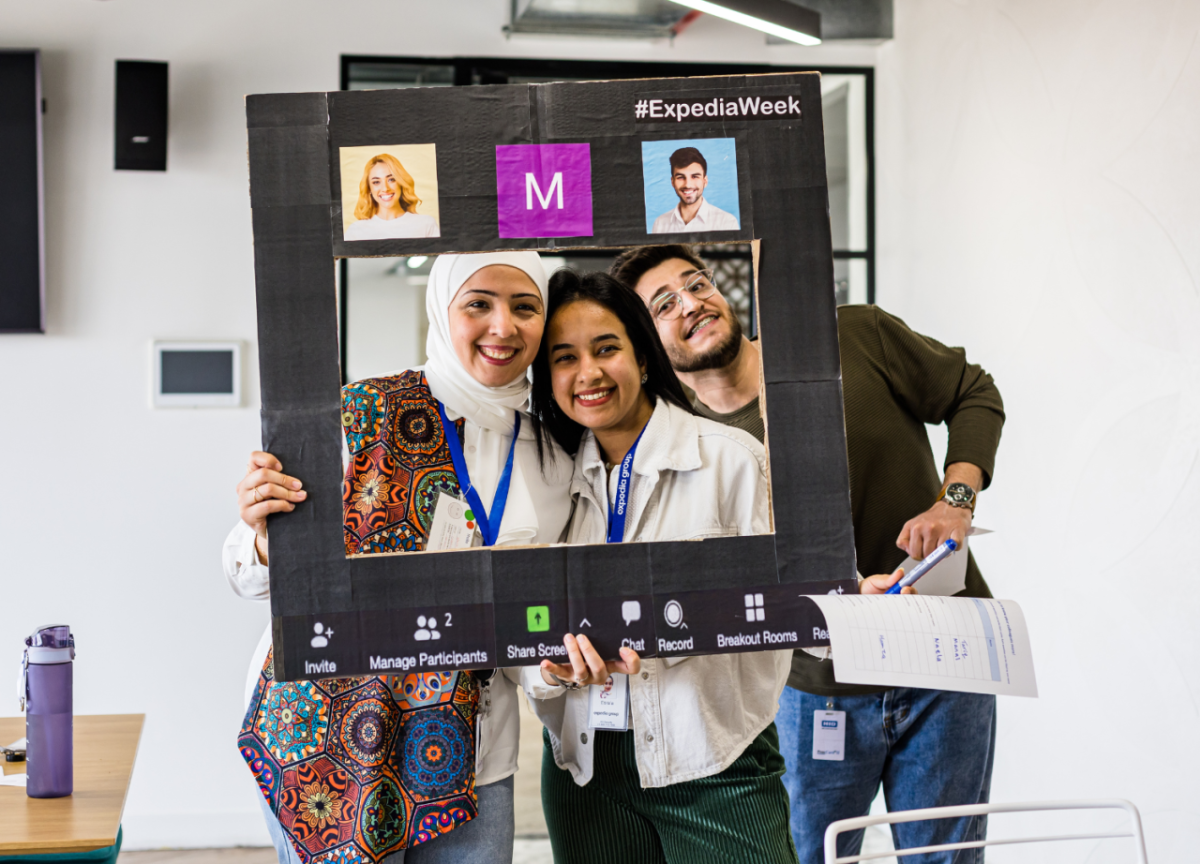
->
<box><xmin>631</xmin><ymin>258</ymin><xmax>743</xmax><ymax>374</ymax></box>
<box><xmin>448</xmin><ymin>265</ymin><xmax>544</xmax><ymax>388</ymax></box>
<box><xmin>368</xmin><ymin>162</ymin><xmax>403</xmax><ymax>215</ymax></box>
<box><xmin>547</xmin><ymin>299</ymin><xmax>651</xmax><ymax>439</ymax></box>
<box><xmin>671</xmin><ymin>163</ymin><xmax>708</xmax><ymax>206</ymax></box>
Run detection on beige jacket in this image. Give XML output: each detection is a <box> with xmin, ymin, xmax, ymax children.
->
<box><xmin>522</xmin><ymin>399</ymin><xmax>790</xmax><ymax>788</ymax></box>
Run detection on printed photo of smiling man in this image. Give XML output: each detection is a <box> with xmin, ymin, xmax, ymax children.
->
<box><xmin>339</xmin><ymin>144</ymin><xmax>441</xmax><ymax>240</ymax></box>
<box><xmin>643</xmin><ymin>139</ymin><xmax>741</xmax><ymax>234</ymax></box>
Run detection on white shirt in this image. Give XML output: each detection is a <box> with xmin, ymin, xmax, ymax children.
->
<box><xmin>650</xmin><ymin>196</ymin><xmax>740</xmax><ymax>234</ymax></box>
<box><xmin>223</xmin><ymin>413</ymin><xmax>573</xmax><ymax>786</ymax></box>
<box><xmin>521</xmin><ymin>400</ymin><xmax>790</xmax><ymax>788</ymax></box>
<box><xmin>344</xmin><ymin>211</ymin><xmax>440</xmax><ymax>240</ymax></box>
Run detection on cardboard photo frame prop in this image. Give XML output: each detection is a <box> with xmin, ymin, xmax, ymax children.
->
<box><xmin>247</xmin><ymin>72</ymin><xmax>856</xmax><ymax>682</ymax></box>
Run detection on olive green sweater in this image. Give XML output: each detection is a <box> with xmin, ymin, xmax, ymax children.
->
<box><xmin>694</xmin><ymin>305</ymin><xmax>1006</xmax><ymax>695</ymax></box>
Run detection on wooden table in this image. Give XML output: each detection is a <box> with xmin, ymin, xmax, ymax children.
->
<box><xmin>0</xmin><ymin>714</ymin><xmax>144</xmax><ymax>855</ymax></box>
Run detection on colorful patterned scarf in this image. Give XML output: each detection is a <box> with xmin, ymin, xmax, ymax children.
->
<box><xmin>239</xmin><ymin>372</ymin><xmax>480</xmax><ymax>864</ymax></box>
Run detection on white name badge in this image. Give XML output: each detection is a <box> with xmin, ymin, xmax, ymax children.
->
<box><xmin>587</xmin><ymin>673</ymin><xmax>629</xmax><ymax>731</ymax></box>
<box><xmin>813</xmin><ymin>710</ymin><xmax>846</xmax><ymax>761</ymax></box>
<box><xmin>426</xmin><ymin>492</ymin><xmax>480</xmax><ymax>551</ymax></box>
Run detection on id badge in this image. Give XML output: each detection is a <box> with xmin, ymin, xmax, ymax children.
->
<box><xmin>812</xmin><ymin>710</ymin><xmax>846</xmax><ymax>761</ymax></box>
<box><xmin>587</xmin><ymin>674</ymin><xmax>629</xmax><ymax>731</ymax></box>
<box><xmin>426</xmin><ymin>492</ymin><xmax>480</xmax><ymax>551</ymax></box>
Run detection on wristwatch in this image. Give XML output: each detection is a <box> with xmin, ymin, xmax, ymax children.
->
<box><xmin>937</xmin><ymin>482</ymin><xmax>976</xmax><ymax>514</ymax></box>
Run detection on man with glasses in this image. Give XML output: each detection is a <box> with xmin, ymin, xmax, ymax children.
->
<box><xmin>611</xmin><ymin>244</ymin><xmax>1005</xmax><ymax>864</ymax></box>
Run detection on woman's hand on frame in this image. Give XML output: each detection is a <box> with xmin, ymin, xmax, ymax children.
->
<box><xmin>539</xmin><ymin>634</ymin><xmax>641</xmax><ymax>688</ymax></box>
<box><xmin>236</xmin><ymin>451</ymin><xmax>306</xmax><ymax>565</ymax></box>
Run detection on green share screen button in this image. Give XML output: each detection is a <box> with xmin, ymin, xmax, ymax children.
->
<box><xmin>526</xmin><ymin>605</ymin><xmax>550</xmax><ymax>632</ymax></box>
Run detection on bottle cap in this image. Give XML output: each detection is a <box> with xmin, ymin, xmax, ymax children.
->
<box><xmin>26</xmin><ymin>625</ymin><xmax>73</xmax><ymax>650</ymax></box>
<box><xmin>25</xmin><ymin>625</ymin><xmax>75</xmax><ymax>664</ymax></box>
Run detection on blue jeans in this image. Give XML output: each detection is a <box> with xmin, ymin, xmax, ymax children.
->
<box><xmin>777</xmin><ymin>686</ymin><xmax>996</xmax><ymax>864</ymax></box>
<box><xmin>259</xmin><ymin>776</ymin><xmax>515</xmax><ymax>864</ymax></box>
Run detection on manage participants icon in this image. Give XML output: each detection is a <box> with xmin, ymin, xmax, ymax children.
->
<box><xmin>495</xmin><ymin>143</ymin><xmax>593</xmax><ymax>238</ymax></box>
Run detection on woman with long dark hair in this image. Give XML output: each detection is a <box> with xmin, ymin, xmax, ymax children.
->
<box><xmin>522</xmin><ymin>268</ymin><xmax>799</xmax><ymax>864</ymax></box>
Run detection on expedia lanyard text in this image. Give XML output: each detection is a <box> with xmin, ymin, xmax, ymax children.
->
<box><xmin>635</xmin><ymin>95</ymin><xmax>801</xmax><ymax>123</ymax></box>
<box><xmin>616</xmin><ymin>461</ymin><xmax>631</xmax><ymax>516</ymax></box>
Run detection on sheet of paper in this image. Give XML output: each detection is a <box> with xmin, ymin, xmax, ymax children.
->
<box><xmin>809</xmin><ymin>593</ymin><xmax>1037</xmax><ymax>697</ymax></box>
<box><xmin>896</xmin><ymin>527</ymin><xmax>993</xmax><ymax>596</ymax></box>
<box><xmin>0</xmin><ymin>773</ymin><xmax>26</xmax><ymax>786</ymax></box>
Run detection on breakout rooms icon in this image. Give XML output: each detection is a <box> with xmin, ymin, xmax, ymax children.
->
<box><xmin>495</xmin><ymin>143</ymin><xmax>593</xmax><ymax>238</ymax></box>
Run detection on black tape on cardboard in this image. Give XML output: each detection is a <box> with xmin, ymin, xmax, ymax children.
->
<box><xmin>764</xmin><ymin>379</ymin><xmax>857</xmax><ymax>584</ymax></box>
<box><xmin>246</xmin><ymin>73</ymin><xmax>857</xmax><ymax>681</ymax></box>
<box><xmin>328</xmin><ymin>86</ymin><xmax>536</xmax><ymax>258</ymax></box>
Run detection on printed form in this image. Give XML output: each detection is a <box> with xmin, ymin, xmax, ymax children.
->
<box><xmin>809</xmin><ymin>595</ymin><xmax>1038</xmax><ymax>697</ymax></box>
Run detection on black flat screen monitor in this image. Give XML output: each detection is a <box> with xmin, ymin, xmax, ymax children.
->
<box><xmin>0</xmin><ymin>50</ymin><xmax>44</xmax><ymax>333</ymax></box>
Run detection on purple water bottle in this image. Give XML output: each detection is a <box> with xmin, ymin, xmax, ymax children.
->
<box><xmin>21</xmin><ymin>625</ymin><xmax>75</xmax><ymax>798</ymax></box>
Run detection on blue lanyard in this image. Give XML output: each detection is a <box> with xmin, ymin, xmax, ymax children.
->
<box><xmin>606</xmin><ymin>427</ymin><xmax>646</xmax><ymax>544</ymax></box>
<box><xmin>436</xmin><ymin>402</ymin><xmax>520</xmax><ymax>548</ymax></box>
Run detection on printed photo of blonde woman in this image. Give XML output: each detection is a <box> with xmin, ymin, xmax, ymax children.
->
<box><xmin>343</xmin><ymin>151</ymin><xmax>440</xmax><ymax>240</ymax></box>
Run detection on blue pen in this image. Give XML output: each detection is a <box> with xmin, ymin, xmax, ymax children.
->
<box><xmin>886</xmin><ymin>538</ymin><xmax>959</xmax><ymax>594</ymax></box>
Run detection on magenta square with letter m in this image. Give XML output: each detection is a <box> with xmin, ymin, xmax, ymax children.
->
<box><xmin>496</xmin><ymin>143</ymin><xmax>593</xmax><ymax>238</ymax></box>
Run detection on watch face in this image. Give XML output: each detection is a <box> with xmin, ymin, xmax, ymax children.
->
<box><xmin>946</xmin><ymin>484</ymin><xmax>974</xmax><ymax>505</ymax></box>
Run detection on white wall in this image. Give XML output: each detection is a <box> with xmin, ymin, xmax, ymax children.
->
<box><xmin>6</xmin><ymin>0</ymin><xmax>1196</xmax><ymax>856</ymax></box>
<box><xmin>0</xmin><ymin>0</ymin><xmax>874</xmax><ymax>849</ymax></box>
<box><xmin>875</xmin><ymin>1</ymin><xmax>1200</xmax><ymax>861</ymax></box>
<box><xmin>345</xmin><ymin>258</ymin><xmax>427</xmax><ymax>382</ymax></box>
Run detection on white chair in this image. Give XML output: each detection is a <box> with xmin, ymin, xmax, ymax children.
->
<box><xmin>823</xmin><ymin>798</ymin><xmax>1148</xmax><ymax>864</ymax></box>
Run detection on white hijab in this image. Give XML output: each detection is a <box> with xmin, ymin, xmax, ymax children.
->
<box><xmin>421</xmin><ymin>252</ymin><xmax>549</xmax><ymax>545</ymax></box>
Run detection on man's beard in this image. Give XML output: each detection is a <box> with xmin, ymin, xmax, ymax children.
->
<box><xmin>668</xmin><ymin>311</ymin><xmax>744</xmax><ymax>374</ymax></box>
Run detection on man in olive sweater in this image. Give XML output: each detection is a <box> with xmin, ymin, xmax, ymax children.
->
<box><xmin>612</xmin><ymin>245</ymin><xmax>1005</xmax><ymax>864</ymax></box>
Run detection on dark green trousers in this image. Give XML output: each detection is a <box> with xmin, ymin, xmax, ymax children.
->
<box><xmin>542</xmin><ymin>725</ymin><xmax>800</xmax><ymax>864</ymax></box>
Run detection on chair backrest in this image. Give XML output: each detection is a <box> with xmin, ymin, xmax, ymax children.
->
<box><xmin>823</xmin><ymin>798</ymin><xmax>1148</xmax><ymax>864</ymax></box>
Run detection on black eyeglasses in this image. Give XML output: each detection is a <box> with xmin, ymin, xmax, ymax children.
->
<box><xmin>648</xmin><ymin>269</ymin><xmax>717</xmax><ymax>321</ymax></box>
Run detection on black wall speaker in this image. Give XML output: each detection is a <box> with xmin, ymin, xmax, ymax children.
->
<box><xmin>114</xmin><ymin>60</ymin><xmax>167</xmax><ymax>171</ymax></box>
<box><xmin>0</xmin><ymin>49</ymin><xmax>45</xmax><ymax>333</ymax></box>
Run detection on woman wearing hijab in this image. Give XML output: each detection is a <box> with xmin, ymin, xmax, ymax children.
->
<box><xmin>224</xmin><ymin>252</ymin><xmax>571</xmax><ymax>864</ymax></box>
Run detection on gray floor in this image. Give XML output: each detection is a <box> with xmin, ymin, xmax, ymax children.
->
<box><xmin>512</xmin><ymin>690</ymin><xmax>549</xmax><ymax>838</ymax></box>
<box><xmin>118</xmin><ymin>694</ymin><xmax>892</xmax><ymax>864</ymax></box>
<box><xmin>117</xmin><ymin>842</ymin><xmax>556</xmax><ymax>864</ymax></box>
<box><xmin>119</xmin><ymin>853</ymin><xmax>278</xmax><ymax>864</ymax></box>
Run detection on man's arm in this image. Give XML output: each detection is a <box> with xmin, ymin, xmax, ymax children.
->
<box><xmin>869</xmin><ymin>307</ymin><xmax>1004</xmax><ymax>559</ymax></box>
<box><xmin>873</xmin><ymin>307</ymin><xmax>1005</xmax><ymax>488</ymax></box>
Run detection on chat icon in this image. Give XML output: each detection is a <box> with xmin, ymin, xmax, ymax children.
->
<box><xmin>621</xmin><ymin>600</ymin><xmax>642</xmax><ymax>627</ymax></box>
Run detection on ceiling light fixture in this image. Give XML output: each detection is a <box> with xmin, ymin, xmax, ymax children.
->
<box><xmin>406</xmin><ymin>256</ymin><xmax>428</xmax><ymax>269</ymax></box>
<box><xmin>667</xmin><ymin>0</ymin><xmax>821</xmax><ymax>46</ymax></box>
